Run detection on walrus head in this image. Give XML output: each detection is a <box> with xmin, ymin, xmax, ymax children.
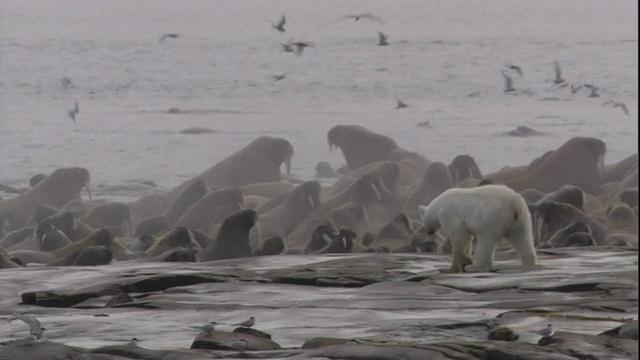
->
<box><xmin>271</xmin><ymin>138</ymin><xmax>294</xmax><ymax>175</ymax></box>
<box><xmin>327</xmin><ymin>125</ymin><xmax>398</xmax><ymax>171</ymax></box>
<box><xmin>290</xmin><ymin>181</ymin><xmax>322</xmax><ymax>212</ymax></box>
<box><xmin>37</xmin><ymin>167</ymin><xmax>92</xmax><ymax>202</ymax></box>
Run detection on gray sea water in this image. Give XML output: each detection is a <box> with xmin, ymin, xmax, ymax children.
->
<box><xmin>1</xmin><ymin>0</ymin><xmax>637</xmax><ymax>200</ymax></box>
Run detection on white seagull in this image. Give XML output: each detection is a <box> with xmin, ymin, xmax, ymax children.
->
<box><xmin>232</xmin><ymin>316</ymin><xmax>255</xmax><ymax>328</ymax></box>
<box><xmin>529</xmin><ymin>323</ymin><xmax>554</xmax><ymax>337</ymax></box>
<box><xmin>14</xmin><ymin>313</ymin><xmax>46</xmax><ymax>341</ymax></box>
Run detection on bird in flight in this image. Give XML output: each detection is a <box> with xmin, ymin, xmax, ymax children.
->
<box><xmin>582</xmin><ymin>84</ymin><xmax>600</xmax><ymax>98</ymax></box>
<box><xmin>292</xmin><ymin>42</ymin><xmax>313</xmax><ymax>57</ymax></box>
<box><xmin>14</xmin><ymin>313</ymin><xmax>46</xmax><ymax>343</ymax></box>
<box><xmin>396</xmin><ymin>99</ymin><xmax>409</xmax><ymax>109</ymax></box>
<box><xmin>603</xmin><ymin>100</ymin><xmax>629</xmax><ymax>116</ymax></box>
<box><xmin>501</xmin><ymin>70</ymin><xmax>516</xmax><ymax>93</ymax></box>
<box><xmin>61</xmin><ymin>77</ymin><xmax>73</xmax><ymax>89</ymax></box>
<box><xmin>271</xmin><ymin>74</ymin><xmax>287</xmax><ymax>81</ymax></box>
<box><xmin>341</xmin><ymin>13</ymin><xmax>385</xmax><ymax>23</ymax></box>
<box><xmin>68</xmin><ymin>100</ymin><xmax>79</xmax><ymax>122</ymax></box>
<box><xmin>159</xmin><ymin>33</ymin><xmax>180</xmax><ymax>43</ymax></box>
<box><xmin>570</xmin><ymin>84</ymin><xmax>583</xmax><ymax>94</ymax></box>
<box><xmin>553</xmin><ymin>61</ymin><xmax>566</xmax><ymax>85</ymax></box>
<box><xmin>272</xmin><ymin>14</ymin><xmax>286</xmax><ymax>32</ymax></box>
<box><xmin>280</xmin><ymin>40</ymin><xmax>294</xmax><ymax>53</ymax></box>
<box><xmin>377</xmin><ymin>31</ymin><xmax>389</xmax><ymax>46</ymax></box>
<box><xmin>505</xmin><ymin>64</ymin><xmax>523</xmax><ymax>77</ymax></box>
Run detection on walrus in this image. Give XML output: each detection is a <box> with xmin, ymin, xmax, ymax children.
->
<box><xmin>543</xmin><ymin>221</ymin><xmax>592</xmax><ymax>248</ymax></box>
<box><xmin>71</xmin><ymin>245</ymin><xmax>113</xmax><ymax>266</ymax></box>
<box><xmin>537</xmin><ymin>185</ymin><xmax>585</xmax><ymax>211</ymax></box>
<box><xmin>151</xmin><ymin>247</ymin><xmax>199</xmax><ymax>262</ymax></box>
<box><xmin>315</xmin><ymin>228</ymin><xmax>356</xmax><ymax>254</ymax></box>
<box><xmin>163</xmin><ymin>179</ymin><xmax>209</xmax><ymax>225</ymax></box>
<box><xmin>501</xmin><ymin>137</ymin><xmax>606</xmax><ymax>195</ymax></box>
<box><xmin>29</xmin><ymin>173</ymin><xmax>47</xmax><ymax>187</ymax></box>
<box><xmin>532</xmin><ymin>202</ymin><xmax>609</xmax><ymax>245</ymax></box>
<box><xmin>0</xmin><ymin>247</ymin><xmax>20</xmax><ymax>269</ymax></box>
<box><xmin>133</xmin><ymin>215</ymin><xmax>169</xmax><ymax>237</ymax></box>
<box><xmin>601</xmin><ymin>153</ymin><xmax>638</xmax><ymax>184</ymax></box>
<box><xmin>161</xmin><ymin>136</ymin><xmax>294</xmax><ymax>209</ymax></box>
<box><xmin>59</xmin><ymin>199</ymin><xmax>90</xmax><ymax>218</ymax></box>
<box><xmin>403</xmin><ymin>162</ymin><xmax>453</xmax><ymax>220</ymax></box>
<box><xmin>200</xmin><ymin>209</ymin><xmax>258</xmax><ymax>261</ymax></box>
<box><xmin>519</xmin><ymin>189</ymin><xmax>545</xmax><ymax>203</ymax></box>
<box><xmin>371</xmin><ymin>213</ymin><xmax>415</xmax><ymax>249</ymax></box>
<box><xmin>174</xmin><ymin>188</ymin><xmax>244</xmax><ymax>233</ymax></box>
<box><xmin>0</xmin><ymin>167</ymin><xmax>91</xmax><ymax>230</ymax></box>
<box><xmin>619</xmin><ymin>188</ymin><xmax>638</xmax><ymax>208</ymax></box>
<box><xmin>79</xmin><ymin>202</ymin><xmax>132</xmax><ymax>235</ymax></box>
<box><xmin>562</xmin><ymin>232</ymin><xmax>596</xmax><ymax>247</ymax></box>
<box><xmin>327</xmin><ymin>125</ymin><xmax>430</xmax><ymax>172</ymax></box>
<box><xmin>33</xmin><ymin>222</ymin><xmax>72</xmax><ymax>252</ymax></box>
<box><xmin>605</xmin><ymin>204</ymin><xmax>638</xmax><ymax>235</ymax></box>
<box><xmin>324</xmin><ymin>161</ymin><xmax>409</xmax><ymax>200</ymax></box>
<box><xmin>50</xmin><ymin>228</ymin><xmax>113</xmax><ymax>261</ymax></box>
<box><xmin>240</xmin><ymin>181</ymin><xmax>296</xmax><ymax>200</ymax></box>
<box><xmin>448</xmin><ymin>155</ymin><xmax>482</xmax><ymax>184</ymax></box>
<box><xmin>8</xmin><ymin>249</ymin><xmax>56</xmax><ymax>265</ymax></box>
<box><xmin>129</xmin><ymin>234</ymin><xmax>155</xmax><ymax>256</ymax></box>
<box><xmin>0</xmin><ymin>227</ymin><xmax>34</xmax><ymax>249</ymax></box>
<box><xmin>40</xmin><ymin>211</ymin><xmax>94</xmax><ymax>242</ymax></box>
<box><xmin>255</xmin><ymin>236</ymin><xmax>285</xmax><ymax>256</ymax></box>
<box><xmin>256</xmin><ymin>181</ymin><xmax>321</xmax><ymax>242</ymax></box>
<box><xmin>243</xmin><ymin>195</ymin><xmax>269</xmax><ymax>210</ymax></box>
<box><xmin>255</xmin><ymin>193</ymin><xmax>288</xmax><ymax>215</ymax></box>
<box><xmin>144</xmin><ymin>227</ymin><xmax>201</xmax><ymax>258</ymax></box>
<box><xmin>27</xmin><ymin>204</ymin><xmax>58</xmax><ymax>226</ymax></box>
<box><xmin>315</xmin><ymin>162</ymin><xmax>338</xmax><ymax>178</ymax></box>
<box><xmin>304</xmin><ymin>224</ymin><xmax>339</xmax><ymax>254</ymax></box>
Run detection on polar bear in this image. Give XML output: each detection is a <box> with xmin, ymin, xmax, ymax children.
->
<box><xmin>418</xmin><ymin>184</ymin><xmax>537</xmax><ymax>273</ymax></box>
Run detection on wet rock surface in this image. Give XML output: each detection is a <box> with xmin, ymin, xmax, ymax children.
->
<box><xmin>0</xmin><ymin>248</ymin><xmax>637</xmax><ymax>359</ymax></box>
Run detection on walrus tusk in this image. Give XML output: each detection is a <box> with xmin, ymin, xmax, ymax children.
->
<box><xmin>322</xmin><ymin>233</ymin><xmax>332</xmax><ymax>245</ymax></box>
<box><xmin>285</xmin><ymin>156</ymin><xmax>292</xmax><ymax>175</ymax></box>
<box><xmin>308</xmin><ymin>195</ymin><xmax>315</xmax><ymax>209</ymax></box>
<box><xmin>342</xmin><ymin>236</ymin><xmax>347</xmax><ymax>249</ymax></box>
<box><xmin>85</xmin><ymin>182</ymin><xmax>93</xmax><ymax>201</ymax></box>
<box><xmin>370</xmin><ymin>184</ymin><xmax>382</xmax><ymax>201</ymax></box>
<box><xmin>40</xmin><ymin>233</ymin><xmax>47</xmax><ymax>243</ymax></box>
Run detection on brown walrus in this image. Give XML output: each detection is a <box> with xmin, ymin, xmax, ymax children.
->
<box><xmin>0</xmin><ymin>167</ymin><xmax>91</xmax><ymax>230</ymax></box>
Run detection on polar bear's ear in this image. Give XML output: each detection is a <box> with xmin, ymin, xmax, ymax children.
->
<box><xmin>418</xmin><ymin>205</ymin><xmax>427</xmax><ymax>222</ymax></box>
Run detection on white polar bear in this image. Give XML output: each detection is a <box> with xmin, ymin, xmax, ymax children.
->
<box><xmin>418</xmin><ymin>184</ymin><xmax>537</xmax><ymax>272</ymax></box>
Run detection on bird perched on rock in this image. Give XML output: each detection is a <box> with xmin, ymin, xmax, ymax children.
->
<box><xmin>190</xmin><ymin>321</ymin><xmax>217</xmax><ymax>334</ymax></box>
<box><xmin>227</xmin><ymin>339</ymin><xmax>247</xmax><ymax>351</ymax></box>
<box><xmin>232</xmin><ymin>316</ymin><xmax>255</xmax><ymax>328</ymax></box>
<box><xmin>529</xmin><ymin>323</ymin><xmax>554</xmax><ymax>337</ymax></box>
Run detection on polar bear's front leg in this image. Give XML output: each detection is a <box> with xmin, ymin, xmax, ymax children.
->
<box><xmin>439</xmin><ymin>231</ymin><xmax>473</xmax><ymax>273</ymax></box>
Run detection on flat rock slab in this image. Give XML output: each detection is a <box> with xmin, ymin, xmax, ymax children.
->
<box><xmin>0</xmin><ymin>248</ymin><xmax>636</xmax><ymax>359</ymax></box>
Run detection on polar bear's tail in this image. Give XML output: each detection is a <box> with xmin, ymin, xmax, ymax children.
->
<box><xmin>507</xmin><ymin>193</ymin><xmax>537</xmax><ymax>266</ymax></box>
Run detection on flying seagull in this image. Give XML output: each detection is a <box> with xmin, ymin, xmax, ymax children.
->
<box><xmin>342</xmin><ymin>13</ymin><xmax>385</xmax><ymax>23</ymax></box>
<box><xmin>14</xmin><ymin>313</ymin><xmax>46</xmax><ymax>341</ymax></box>
<box><xmin>501</xmin><ymin>70</ymin><xmax>516</xmax><ymax>93</ymax></box>
<box><xmin>529</xmin><ymin>324</ymin><xmax>554</xmax><ymax>337</ymax></box>
<box><xmin>271</xmin><ymin>74</ymin><xmax>287</xmax><ymax>81</ymax></box>
<box><xmin>377</xmin><ymin>31</ymin><xmax>389</xmax><ymax>46</ymax></box>
<box><xmin>603</xmin><ymin>100</ymin><xmax>629</xmax><ymax>116</ymax></box>
<box><xmin>159</xmin><ymin>33</ymin><xmax>180</xmax><ymax>43</ymax></box>
<box><xmin>570</xmin><ymin>84</ymin><xmax>583</xmax><ymax>94</ymax></box>
<box><xmin>281</xmin><ymin>41</ymin><xmax>294</xmax><ymax>52</ymax></box>
<box><xmin>582</xmin><ymin>84</ymin><xmax>600</xmax><ymax>98</ymax></box>
<box><xmin>553</xmin><ymin>61</ymin><xmax>566</xmax><ymax>85</ymax></box>
<box><xmin>396</xmin><ymin>99</ymin><xmax>409</xmax><ymax>109</ymax></box>
<box><xmin>61</xmin><ymin>77</ymin><xmax>73</xmax><ymax>89</ymax></box>
<box><xmin>506</xmin><ymin>64</ymin><xmax>523</xmax><ymax>77</ymax></box>
<box><xmin>292</xmin><ymin>42</ymin><xmax>313</xmax><ymax>57</ymax></box>
<box><xmin>272</xmin><ymin>14</ymin><xmax>286</xmax><ymax>32</ymax></box>
<box><xmin>68</xmin><ymin>100</ymin><xmax>79</xmax><ymax>122</ymax></box>
<box><xmin>232</xmin><ymin>316</ymin><xmax>255</xmax><ymax>328</ymax></box>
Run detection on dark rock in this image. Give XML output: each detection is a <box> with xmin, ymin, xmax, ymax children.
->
<box><xmin>190</xmin><ymin>330</ymin><xmax>281</xmax><ymax>351</ymax></box>
<box><xmin>301</xmin><ymin>337</ymin><xmax>354</xmax><ymax>349</ymax></box>
<box><xmin>488</xmin><ymin>326</ymin><xmax>519</xmax><ymax>341</ymax></box>
<box><xmin>233</xmin><ymin>327</ymin><xmax>272</xmax><ymax>340</ymax></box>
